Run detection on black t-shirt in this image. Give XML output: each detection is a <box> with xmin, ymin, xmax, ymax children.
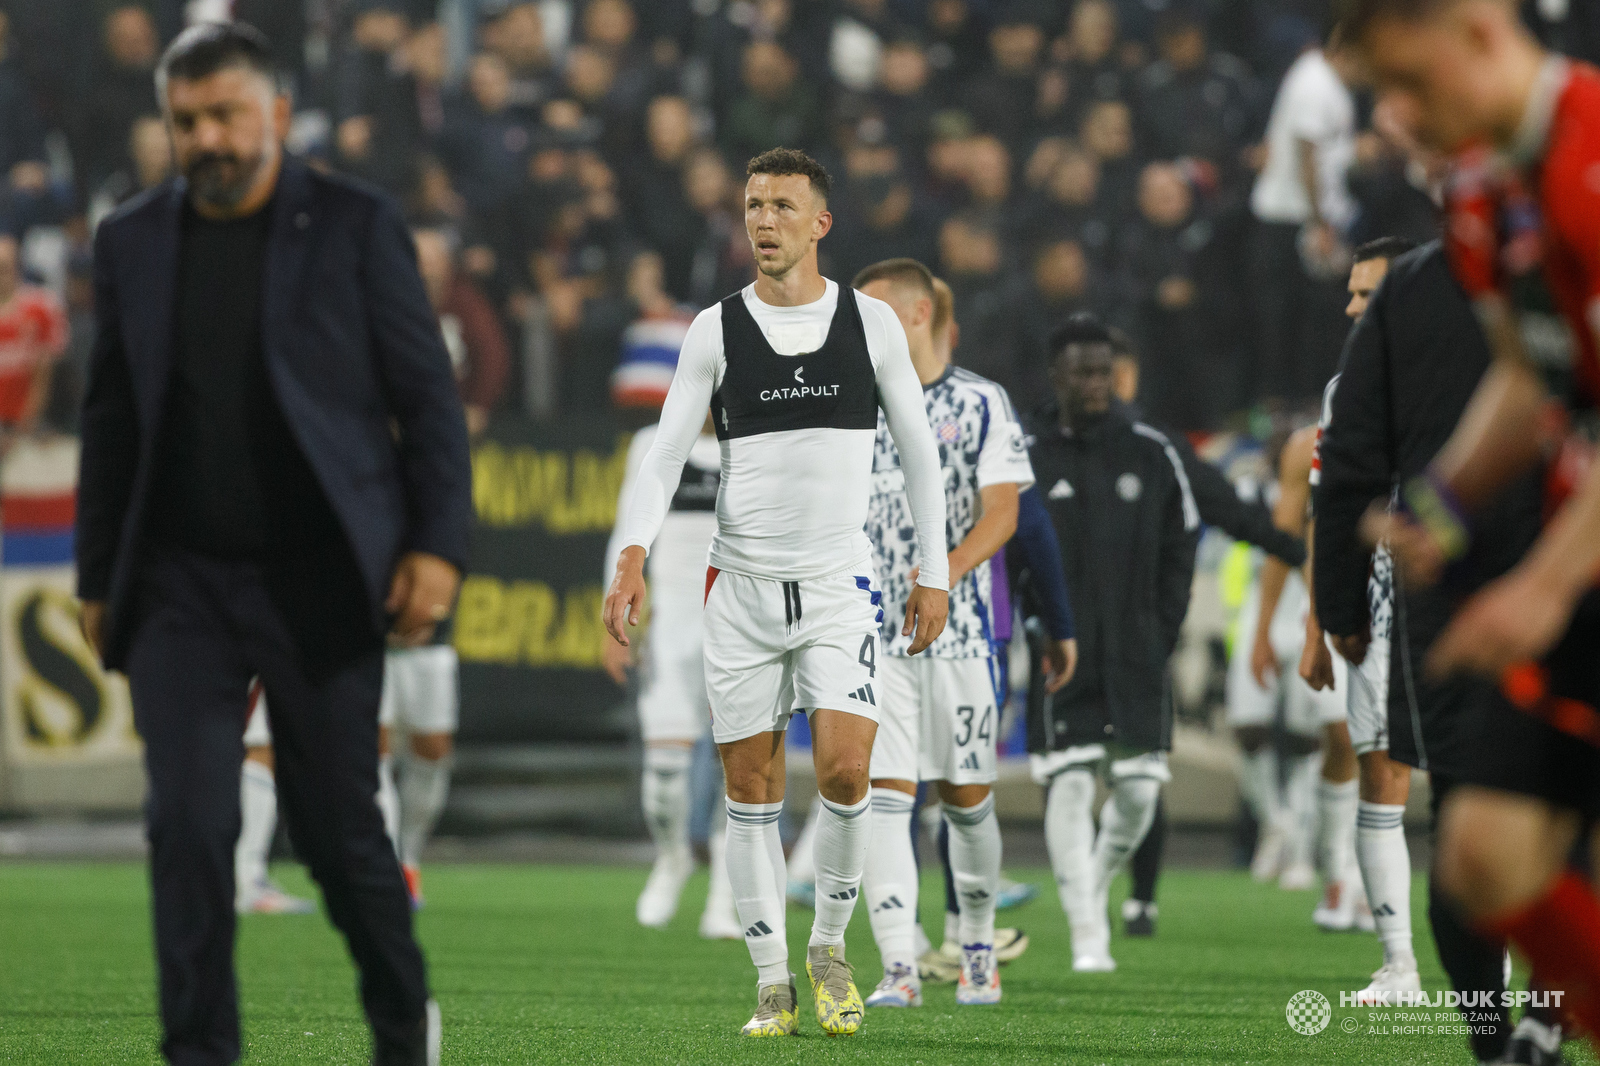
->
<box><xmin>148</xmin><ymin>196</ymin><xmax>338</xmax><ymax>559</ymax></box>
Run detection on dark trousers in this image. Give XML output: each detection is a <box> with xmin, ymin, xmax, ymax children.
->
<box><xmin>128</xmin><ymin>549</ymin><xmax>427</xmax><ymax>1066</ymax></box>
<box><xmin>1249</xmin><ymin>219</ymin><xmax>1349</xmax><ymax>406</ymax></box>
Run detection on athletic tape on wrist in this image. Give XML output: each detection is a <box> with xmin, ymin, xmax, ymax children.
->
<box><xmin>1401</xmin><ymin>472</ymin><xmax>1471</xmax><ymax>563</ymax></box>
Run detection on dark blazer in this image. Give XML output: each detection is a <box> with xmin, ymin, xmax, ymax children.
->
<box><xmin>1025</xmin><ymin>405</ymin><xmax>1199</xmax><ymax>753</ymax></box>
<box><xmin>77</xmin><ymin>157</ymin><xmax>472</xmax><ymax>670</ymax></box>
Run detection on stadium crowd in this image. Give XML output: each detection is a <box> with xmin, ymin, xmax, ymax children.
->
<box><xmin>0</xmin><ymin>0</ymin><xmax>1597</xmax><ymax>442</ymax></box>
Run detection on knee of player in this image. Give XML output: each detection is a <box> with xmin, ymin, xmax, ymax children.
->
<box><xmin>409</xmin><ymin>732</ymin><xmax>453</xmax><ymax>761</ymax></box>
<box><xmin>815</xmin><ymin>758</ymin><xmax>869</xmax><ymax>804</ymax></box>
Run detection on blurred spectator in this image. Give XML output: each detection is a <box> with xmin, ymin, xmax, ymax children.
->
<box><xmin>962</xmin><ymin>134</ymin><xmax>1013</xmax><ymax>221</ymax></box>
<box><xmin>88</xmin><ymin>114</ymin><xmax>172</xmax><ymax>229</ymax></box>
<box><xmin>1249</xmin><ymin>35</ymin><xmax>1360</xmax><ymax>405</ymax></box>
<box><xmin>625</xmin><ymin>94</ymin><xmax>702</xmax><ymax>300</ymax></box>
<box><xmin>439</xmin><ymin>52</ymin><xmax>535</xmax><ymax>216</ymax></box>
<box><xmin>1079</xmin><ymin>98</ymin><xmax>1139</xmax><ymax>219</ymax></box>
<box><xmin>964</xmin><ymin>4</ymin><xmax>1049</xmax><ymax>155</ymax></box>
<box><xmin>1136</xmin><ymin>10</ymin><xmax>1260</xmax><ymax>200</ymax></box>
<box><xmin>0</xmin><ymin>8</ymin><xmax>48</xmax><ymax>213</ymax></box>
<box><xmin>0</xmin><ymin>233</ymin><xmax>66</xmax><ymax>448</ymax></box>
<box><xmin>829</xmin><ymin>0</ymin><xmax>894</xmax><ymax>93</ymax></box>
<box><xmin>413</xmin><ymin>225</ymin><xmax>510</xmax><ymax>439</ymax></box>
<box><xmin>610</xmin><ymin>250</ymin><xmax>693</xmax><ymax>419</ymax></box>
<box><xmin>77</xmin><ymin>5</ymin><xmax>160</xmax><ymax>195</ymax></box>
<box><xmin>828</xmin><ymin>144</ymin><xmax>938</xmax><ymax>282</ymax></box>
<box><xmin>870</xmin><ymin>37</ymin><xmax>937</xmax><ymax>171</ymax></box>
<box><xmin>485</xmin><ymin>2</ymin><xmax>558</xmax><ymax>112</ymax></box>
<box><xmin>1060</xmin><ymin>0</ymin><xmax>1129</xmax><ymax>118</ymax></box>
<box><xmin>939</xmin><ymin>211</ymin><xmax>1015</xmax><ymax>391</ymax></box>
<box><xmin>720</xmin><ymin>41</ymin><xmax>822</xmax><ymax>162</ymax></box>
<box><xmin>1120</xmin><ymin>162</ymin><xmax>1223</xmax><ymax>430</ymax></box>
<box><xmin>1009</xmin><ymin>237</ymin><xmax>1103</xmax><ymax>406</ymax></box>
<box><xmin>924</xmin><ymin>0</ymin><xmax>989</xmax><ymax>84</ymax></box>
<box><xmin>681</xmin><ymin>148</ymin><xmax>754</xmax><ymax>308</ymax></box>
<box><xmin>1011</xmin><ymin>143</ymin><xmax>1115</xmax><ymax>266</ymax></box>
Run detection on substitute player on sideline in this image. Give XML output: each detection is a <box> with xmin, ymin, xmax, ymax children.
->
<box><xmin>604</xmin><ymin>413</ymin><xmax>741</xmax><ymax>939</ymax></box>
<box><xmin>1347</xmin><ymin>0</ymin><xmax>1600</xmax><ymax>1047</ymax></box>
<box><xmin>604</xmin><ymin>148</ymin><xmax>949</xmax><ymax>1039</ymax></box>
<box><xmin>851</xmin><ymin>257</ymin><xmax>1041</xmax><ymax>1009</ymax></box>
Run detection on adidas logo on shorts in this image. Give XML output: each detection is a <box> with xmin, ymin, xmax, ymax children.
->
<box><xmin>847</xmin><ymin>684</ymin><xmax>876</xmax><ymax>706</ymax></box>
<box><xmin>959</xmin><ymin>752</ymin><xmax>981</xmax><ymax>771</ymax></box>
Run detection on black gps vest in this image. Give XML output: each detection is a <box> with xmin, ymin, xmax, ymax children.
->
<box><xmin>712</xmin><ymin>284</ymin><xmax>879</xmax><ymax>441</ymax></box>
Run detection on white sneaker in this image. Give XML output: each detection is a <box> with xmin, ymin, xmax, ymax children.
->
<box><xmin>236</xmin><ymin>878</ymin><xmax>316</xmax><ymax>915</ymax></box>
<box><xmin>635</xmin><ymin>852</ymin><xmax>692</xmax><ymax>928</ymax></box>
<box><xmin>1250</xmin><ymin>823</ymin><xmax>1288</xmax><ymax>882</ymax></box>
<box><xmin>698</xmin><ymin>901</ymin><xmax>743</xmax><ymax>940</ymax></box>
<box><xmin>1072</xmin><ymin>952</ymin><xmax>1117</xmax><ymax>973</ymax></box>
<box><xmin>1313</xmin><ymin>877</ymin><xmax>1360</xmax><ymax>931</ymax></box>
<box><xmin>1355</xmin><ymin>961</ymin><xmax>1422</xmax><ymax>1005</ymax></box>
<box><xmin>864</xmin><ymin>964</ymin><xmax>922</xmax><ymax>1007</ymax></box>
<box><xmin>957</xmin><ymin>943</ymin><xmax>1001</xmax><ymax>1004</ymax></box>
<box><xmin>917</xmin><ymin>946</ymin><xmax>960</xmax><ymax>984</ymax></box>
<box><xmin>1278</xmin><ymin>860</ymin><xmax>1316</xmax><ymax>891</ymax></box>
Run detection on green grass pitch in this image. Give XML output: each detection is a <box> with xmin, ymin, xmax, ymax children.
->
<box><xmin>1</xmin><ymin>862</ymin><xmax>1594</xmax><ymax>1065</ymax></box>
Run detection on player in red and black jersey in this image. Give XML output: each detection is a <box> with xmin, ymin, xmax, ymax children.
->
<box><xmin>1343</xmin><ymin>0</ymin><xmax>1600</xmax><ymax>1051</ymax></box>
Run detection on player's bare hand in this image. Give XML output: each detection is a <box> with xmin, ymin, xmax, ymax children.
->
<box><xmin>386</xmin><ymin>552</ymin><xmax>460</xmax><ymax>647</ymax></box>
<box><xmin>79</xmin><ymin>599</ymin><xmax>106</xmax><ymax>660</ymax></box>
<box><xmin>1249</xmin><ymin>631</ymin><xmax>1277</xmax><ymax>689</ymax></box>
<box><xmin>1042</xmin><ymin>638</ymin><xmax>1077</xmax><ymax>693</ymax></box>
<box><xmin>903</xmin><ymin>585</ymin><xmax>948</xmax><ymax>655</ymax></box>
<box><xmin>602</xmin><ymin>633</ymin><xmax>634</xmax><ymax>685</ymax></box>
<box><xmin>1299</xmin><ymin>628</ymin><xmax>1336</xmax><ymax>691</ymax></box>
<box><xmin>1426</xmin><ymin>566</ymin><xmax>1574</xmax><ymax>679</ymax></box>
<box><xmin>604</xmin><ymin>546</ymin><xmax>647</xmax><ymax>646</ymax></box>
<box><xmin>1330</xmin><ymin>630</ymin><xmax>1370</xmax><ymax>666</ymax></box>
<box><xmin>1363</xmin><ymin>505</ymin><xmax>1446</xmax><ymax>588</ymax></box>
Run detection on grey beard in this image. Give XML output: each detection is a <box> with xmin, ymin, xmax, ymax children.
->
<box><xmin>187</xmin><ymin>157</ymin><xmax>263</xmax><ymax>210</ymax></box>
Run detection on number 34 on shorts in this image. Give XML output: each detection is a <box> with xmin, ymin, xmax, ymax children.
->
<box><xmin>871</xmin><ymin>655</ymin><xmax>1001</xmax><ymax>785</ymax></box>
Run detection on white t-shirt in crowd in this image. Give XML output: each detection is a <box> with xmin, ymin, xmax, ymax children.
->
<box><xmin>1250</xmin><ymin>49</ymin><xmax>1356</xmax><ymax>231</ymax></box>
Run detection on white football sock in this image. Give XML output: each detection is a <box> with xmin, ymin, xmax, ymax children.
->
<box><xmin>704</xmin><ymin>813</ymin><xmax>735</xmax><ymax>921</ymax></box>
<box><xmin>863</xmin><ymin>787</ymin><xmax>918</xmax><ymax>971</ymax></box>
<box><xmin>1318</xmin><ymin>777</ymin><xmax>1359</xmax><ymax>885</ymax></box>
<box><xmin>943</xmin><ymin>910</ymin><xmax>960</xmax><ymax>948</ymax></box>
<box><xmin>376</xmin><ymin>753</ymin><xmax>400</xmax><ymax>853</ymax></box>
<box><xmin>726</xmin><ymin>798</ymin><xmax>789</xmax><ymax>985</ymax></box>
<box><xmin>1239</xmin><ymin>746</ymin><xmax>1280</xmax><ymax>827</ymax></box>
<box><xmin>1356</xmin><ymin>802</ymin><xmax>1415</xmax><ymax>967</ymax></box>
<box><xmin>811</xmin><ymin>792</ymin><xmax>871</xmax><ymax>946</ymax></box>
<box><xmin>641</xmin><ymin>746</ymin><xmax>693</xmax><ymax>868</ymax></box>
<box><xmin>787</xmin><ymin>794</ymin><xmax>825</xmax><ymax>886</ymax></box>
<box><xmin>1044</xmin><ymin>769</ymin><xmax>1102</xmax><ymax>958</ymax></box>
<box><xmin>1281</xmin><ymin>752</ymin><xmax>1320</xmax><ymax>871</ymax></box>
<box><xmin>236</xmin><ymin>759</ymin><xmax>277</xmax><ymax>892</ymax></box>
<box><xmin>397</xmin><ymin>752</ymin><xmax>452</xmax><ymax>868</ymax></box>
<box><xmin>944</xmin><ymin>794</ymin><xmax>1001</xmax><ymax>948</ymax></box>
<box><xmin>1092</xmin><ymin>777</ymin><xmax>1161</xmax><ymax>898</ymax></box>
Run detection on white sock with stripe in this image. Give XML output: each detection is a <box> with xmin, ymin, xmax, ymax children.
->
<box><xmin>944</xmin><ymin>793</ymin><xmax>1001</xmax><ymax>948</ymax></box>
<box><xmin>863</xmin><ymin>787</ymin><xmax>918</xmax><ymax>972</ymax></box>
<box><xmin>1318</xmin><ymin>777</ymin><xmax>1360</xmax><ymax>887</ymax></box>
<box><xmin>726</xmin><ymin>798</ymin><xmax>789</xmax><ymax>986</ymax></box>
<box><xmin>1356</xmin><ymin>802</ymin><xmax>1415</xmax><ymax>967</ymax></box>
<box><xmin>1092</xmin><ymin>776</ymin><xmax>1161</xmax><ymax>897</ymax></box>
<box><xmin>811</xmin><ymin>793</ymin><xmax>872</xmax><ymax>946</ymax></box>
<box><xmin>235</xmin><ymin>759</ymin><xmax>277</xmax><ymax>893</ymax></box>
<box><xmin>1044</xmin><ymin>769</ymin><xmax>1101</xmax><ymax>958</ymax></box>
<box><xmin>787</xmin><ymin>795</ymin><xmax>825</xmax><ymax>886</ymax></box>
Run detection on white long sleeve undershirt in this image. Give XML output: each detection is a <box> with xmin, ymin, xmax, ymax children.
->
<box><xmin>617</xmin><ymin>280</ymin><xmax>949</xmax><ymax>591</ymax></box>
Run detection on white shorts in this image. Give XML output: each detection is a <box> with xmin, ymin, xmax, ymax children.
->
<box><xmin>870</xmin><ymin>654</ymin><xmax>1003</xmax><ymax>786</ymax></box>
<box><xmin>1226</xmin><ymin>577</ymin><xmax>1346</xmax><ymax>732</ymax></box>
<box><xmin>242</xmin><ymin>681</ymin><xmax>271</xmax><ymax>748</ymax></box>
<box><xmin>1029</xmin><ymin>744</ymin><xmax>1172</xmax><ymax>786</ymax></box>
<box><xmin>702</xmin><ymin>566</ymin><xmax>884</xmax><ymax>744</ymax></box>
<box><xmin>1346</xmin><ymin>633</ymin><xmax>1391</xmax><ymax>756</ymax></box>
<box><xmin>638</xmin><ymin>589</ymin><xmax>709</xmax><ymax>743</ymax></box>
<box><xmin>380</xmin><ymin>645</ymin><xmax>459</xmax><ymax>735</ymax></box>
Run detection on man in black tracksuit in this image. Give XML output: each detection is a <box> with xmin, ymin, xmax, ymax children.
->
<box><xmin>1312</xmin><ymin>241</ymin><xmax>1556</xmax><ymax>1064</ymax></box>
<box><xmin>1024</xmin><ymin>313</ymin><xmax>1199</xmax><ymax>973</ymax></box>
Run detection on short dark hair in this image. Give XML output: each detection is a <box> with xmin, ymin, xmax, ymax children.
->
<box><xmin>157</xmin><ymin>21</ymin><xmax>276</xmax><ymax>98</ymax></box>
<box><xmin>1335</xmin><ymin>0</ymin><xmax>1454</xmax><ymax>41</ymax></box>
<box><xmin>746</xmin><ymin>147</ymin><xmax>832</xmax><ymax>201</ymax></box>
<box><xmin>1049</xmin><ymin>312</ymin><xmax>1113</xmax><ymax>357</ymax></box>
<box><xmin>1352</xmin><ymin>236</ymin><xmax>1417</xmax><ymax>264</ymax></box>
<box><xmin>852</xmin><ymin>258</ymin><xmax>935</xmax><ymax>300</ymax></box>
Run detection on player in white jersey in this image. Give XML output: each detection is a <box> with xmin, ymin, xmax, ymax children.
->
<box><xmin>1312</xmin><ymin>243</ymin><xmax>1421</xmax><ymax>1004</ymax></box>
<box><xmin>604</xmin><ymin>417</ymin><xmax>740</xmax><ymax>939</ymax></box>
<box><xmin>849</xmin><ymin>257</ymin><xmax>1038</xmax><ymax>1009</ymax></box>
<box><xmin>604</xmin><ymin>149</ymin><xmax>949</xmax><ymax>1039</ymax></box>
<box><xmin>235</xmin><ymin>682</ymin><xmax>315</xmax><ymax>914</ymax></box>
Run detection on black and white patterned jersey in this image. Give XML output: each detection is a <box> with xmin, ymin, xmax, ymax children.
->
<box><xmin>868</xmin><ymin>367</ymin><xmax>1034</xmax><ymax>658</ymax></box>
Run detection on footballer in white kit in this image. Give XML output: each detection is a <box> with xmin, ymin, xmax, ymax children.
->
<box><xmin>604</xmin><ymin>421</ymin><xmax>741</xmax><ymax>938</ymax></box>
<box><xmin>604</xmin><ymin>150</ymin><xmax>949</xmax><ymax>1039</ymax></box>
<box><xmin>849</xmin><ymin>258</ymin><xmax>1035</xmax><ymax>1009</ymax></box>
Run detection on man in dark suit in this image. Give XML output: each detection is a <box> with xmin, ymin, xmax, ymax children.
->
<box><xmin>75</xmin><ymin>24</ymin><xmax>470</xmax><ymax>1066</ymax></box>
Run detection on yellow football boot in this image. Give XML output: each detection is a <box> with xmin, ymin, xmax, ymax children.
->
<box><xmin>740</xmin><ymin>980</ymin><xmax>798</xmax><ymax>1037</ymax></box>
<box><xmin>806</xmin><ymin>944</ymin><xmax>863</xmax><ymax>1036</ymax></box>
